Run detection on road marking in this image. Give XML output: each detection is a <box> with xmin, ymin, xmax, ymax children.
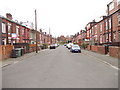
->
<box><xmin>2</xmin><ymin>64</ymin><xmax>11</xmax><ymax>68</ymax></box>
<box><xmin>14</xmin><ymin>61</ymin><xmax>19</xmax><ymax>64</ymax></box>
<box><xmin>83</xmin><ymin>52</ymin><xmax>119</xmax><ymax>70</ymax></box>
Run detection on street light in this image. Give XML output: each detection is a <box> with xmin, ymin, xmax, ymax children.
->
<box><xmin>0</xmin><ymin>16</ymin><xmax>2</xmax><ymax>45</ymax></box>
<box><xmin>35</xmin><ymin>9</ymin><xmax>38</xmax><ymax>53</ymax></box>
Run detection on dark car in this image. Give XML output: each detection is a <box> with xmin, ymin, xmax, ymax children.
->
<box><xmin>70</xmin><ymin>44</ymin><xmax>81</xmax><ymax>53</ymax></box>
<box><xmin>50</xmin><ymin>44</ymin><xmax>56</xmax><ymax>49</ymax></box>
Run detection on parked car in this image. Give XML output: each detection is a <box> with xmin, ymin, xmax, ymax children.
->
<box><xmin>66</xmin><ymin>43</ymin><xmax>74</xmax><ymax>49</ymax></box>
<box><xmin>50</xmin><ymin>44</ymin><xmax>56</xmax><ymax>49</ymax></box>
<box><xmin>55</xmin><ymin>43</ymin><xmax>59</xmax><ymax>47</ymax></box>
<box><xmin>64</xmin><ymin>44</ymin><xmax>66</xmax><ymax>46</ymax></box>
<box><xmin>70</xmin><ymin>44</ymin><xmax>81</xmax><ymax>53</ymax></box>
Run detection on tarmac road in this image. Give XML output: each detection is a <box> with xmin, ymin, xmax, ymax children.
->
<box><xmin>2</xmin><ymin>45</ymin><xmax>118</xmax><ymax>88</ymax></box>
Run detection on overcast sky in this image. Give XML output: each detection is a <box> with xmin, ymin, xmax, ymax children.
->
<box><xmin>0</xmin><ymin>0</ymin><xmax>112</xmax><ymax>37</ymax></box>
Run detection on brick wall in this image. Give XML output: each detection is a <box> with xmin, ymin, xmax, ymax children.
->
<box><xmin>0</xmin><ymin>45</ymin><xmax>14</xmax><ymax>60</ymax></box>
<box><xmin>97</xmin><ymin>46</ymin><xmax>107</xmax><ymax>54</ymax></box>
<box><xmin>87</xmin><ymin>45</ymin><xmax>91</xmax><ymax>50</ymax></box>
<box><xmin>0</xmin><ymin>46</ymin><xmax>2</xmax><ymax>61</ymax></box>
<box><xmin>91</xmin><ymin>45</ymin><xmax>98</xmax><ymax>52</ymax></box>
<box><xmin>90</xmin><ymin>45</ymin><xmax>106</xmax><ymax>55</ymax></box>
<box><xmin>109</xmin><ymin>46</ymin><xmax>120</xmax><ymax>59</ymax></box>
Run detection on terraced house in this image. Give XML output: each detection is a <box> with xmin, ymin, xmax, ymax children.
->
<box><xmin>74</xmin><ymin>0</ymin><xmax>120</xmax><ymax>58</ymax></box>
<box><xmin>0</xmin><ymin>13</ymin><xmax>56</xmax><ymax>60</ymax></box>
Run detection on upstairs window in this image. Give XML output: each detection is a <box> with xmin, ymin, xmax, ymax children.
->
<box><xmin>95</xmin><ymin>25</ymin><xmax>97</xmax><ymax>34</ymax></box>
<box><xmin>109</xmin><ymin>18</ymin><xmax>112</xmax><ymax>29</ymax></box>
<box><xmin>109</xmin><ymin>2</ymin><xmax>114</xmax><ymax>11</ymax></box>
<box><xmin>117</xmin><ymin>0</ymin><xmax>120</xmax><ymax>5</ymax></box>
<box><xmin>118</xmin><ymin>15</ymin><xmax>120</xmax><ymax>26</ymax></box>
<box><xmin>16</xmin><ymin>26</ymin><xmax>19</xmax><ymax>36</ymax></box>
<box><xmin>105</xmin><ymin>20</ymin><xmax>108</xmax><ymax>30</ymax></box>
<box><xmin>2</xmin><ymin>22</ymin><xmax>6</xmax><ymax>33</ymax></box>
<box><xmin>100</xmin><ymin>23</ymin><xmax>102</xmax><ymax>32</ymax></box>
<box><xmin>8</xmin><ymin>23</ymin><xmax>11</xmax><ymax>34</ymax></box>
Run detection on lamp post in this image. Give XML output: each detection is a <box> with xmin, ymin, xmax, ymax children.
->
<box><xmin>0</xmin><ymin>16</ymin><xmax>2</xmax><ymax>45</ymax></box>
<box><xmin>35</xmin><ymin>9</ymin><xmax>38</xmax><ymax>53</ymax></box>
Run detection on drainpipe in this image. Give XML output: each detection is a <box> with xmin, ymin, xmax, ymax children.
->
<box><xmin>111</xmin><ymin>16</ymin><xmax>113</xmax><ymax>43</ymax></box>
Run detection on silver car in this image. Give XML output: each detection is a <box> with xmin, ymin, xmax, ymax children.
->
<box><xmin>70</xmin><ymin>44</ymin><xmax>81</xmax><ymax>53</ymax></box>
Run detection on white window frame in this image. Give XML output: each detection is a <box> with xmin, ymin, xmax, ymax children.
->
<box><xmin>100</xmin><ymin>23</ymin><xmax>102</xmax><ymax>32</ymax></box>
<box><xmin>95</xmin><ymin>25</ymin><xmax>97</xmax><ymax>34</ymax></box>
<box><xmin>109</xmin><ymin>18</ymin><xmax>112</xmax><ymax>29</ymax></box>
<box><xmin>8</xmin><ymin>23</ymin><xmax>11</xmax><ymax>34</ymax></box>
<box><xmin>118</xmin><ymin>15</ymin><xmax>120</xmax><ymax>26</ymax></box>
<box><xmin>16</xmin><ymin>26</ymin><xmax>19</xmax><ymax>36</ymax></box>
<box><xmin>117</xmin><ymin>0</ymin><xmax>120</xmax><ymax>5</ymax></box>
<box><xmin>2</xmin><ymin>22</ymin><xmax>6</xmax><ymax>33</ymax></box>
<box><xmin>105</xmin><ymin>20</ymin><xmax>108</xmax><ymax>30</ymax></box>
<box><xmin>109</xmin><ymin>2</ymin><xmax>114</xmax><ymax>11</ymax></box>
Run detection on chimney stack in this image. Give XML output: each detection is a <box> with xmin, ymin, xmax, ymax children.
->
<box><xmin>6</xmin><ymin>13</ymin><xmax>12</xmax><ymax>20</ymax></box>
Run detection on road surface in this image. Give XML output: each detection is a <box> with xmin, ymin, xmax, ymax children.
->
<box><xmin>2</xmin><ymin>46</ymin><xmax>118</xmax><ymax>88</ymax></box>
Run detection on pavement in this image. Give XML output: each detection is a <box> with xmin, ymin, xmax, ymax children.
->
<box><xmin>1</xmin><ymin>49</ymin><xmax>48</xmax><ymax>68</ymax></box>
<box><xmin>2</xmin><ymin>45</ymin><xmax>118</xmax><ymax>88</ymax></box>
<box><xmin>82</xmin><ymin>49</ymin><xmax>119</xmax><ymax>70</ymax></box>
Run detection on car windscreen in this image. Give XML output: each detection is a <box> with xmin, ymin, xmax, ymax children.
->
<box><xmin>72</xmin><ymin>46</ymin><xmax>80</xmax><ymax>49</ymax></box>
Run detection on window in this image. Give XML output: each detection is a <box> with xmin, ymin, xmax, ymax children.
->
<box><xmin>22</xmin><ymin>28</ymin><xmax>25</xmax><ymax>36</ymax></box>
<box><xmin>16</xmin><ymin>26</ymin><xmax>19</xmax><ymax>36</ymax></box>
<box><xmin>90</xmin><ymin>29</ymin><xmax>92</xmax><ymax>37</ymax></box>
<box><xmin>2</xmin><ymin>22</ymin><xmax>6</xmax><ymax>33</ymax></box>
<box><xmin>105</xmin><ymin>20</ymin><xmax>108</xmax><ymax>30</ymax></box>
<box><xmin>95</xmin><ymin>25</ymin><xmax>97</xmax><ymax>34</ymax></box>
<box><xmin>109</xmin><ymin>2</ymin><xmax>114</xmax><ymax>11</ymax></box>
<box><xmin>2</xmin><ymin>38</ymin><xmax>6</xmax><ymax>45</ymax></box>
<box><xmin>118</xmin><ymin>15</ymin><xmax>120</xmax><ymax>26</ymax></box>
<box><xmin>109</xmin><ymin>18</ymin><xmax>112</xmax><ymax>29</ymax></box>
<box><xmin>113</xmin><ymin>32</ymin><xmax>116</xmax><ymax>42</ymax></box>
<box><xmin>117</xmin><ymin>0</ymin><xmax>120</xmax><ymax>5</ymax></box>
<box><xmin>92</xmin><ymin>27</ymin><xmax>94</xmax><ymax>35</ymax></box>
<box><xmin>100</xmin><ymin>23</ymin><xmax>102</xmax><ymax>32</ymax></box>
<box><xmin>8</xmin><ymin>23</ymin><xmax>11</xmax><ymax>34</ymax></box>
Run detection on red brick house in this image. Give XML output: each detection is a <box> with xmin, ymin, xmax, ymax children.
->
<box><xmin>1</xmin><ymin>13</ymin><xmax>30</xmax><ymax>45</ymax></box>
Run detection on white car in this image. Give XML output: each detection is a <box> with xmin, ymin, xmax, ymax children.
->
<box><xmin>66</xmin><ymin>43</ymin><xmax>74</xmax><ymax>49</ymax></box>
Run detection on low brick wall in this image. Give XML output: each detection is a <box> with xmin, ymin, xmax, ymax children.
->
<box><xmin>90</xmin><ymin>45</ymin><xmax>106</xmax><ymax>55</ymax></box>
<box><xmin>0</xmin><ymin>45</ymin><xmax>14</xmax><ymax>60</ymax></box>
<box><xmin>87</xmin><ymin>45</ymin><xmax>91</xmax><ymax>50</ymax></box>
<box><xmin>109</xmin><ymin>46</ymin><xmax>120</xmax><ymax>59</ymax></box>
<box><xmin>91</xmin><ymin>45</ymin><xmax>98</xmax><ymax>52</ymax></box>
<box><xmin>0</xmin><ymin>46</ymin><xmax>2</xmax><ymax>61</ymax></box>
<box><xmin>97</xmin><ymin>46</ymin><xmax>106</xmax><ymax>54</ymax></box>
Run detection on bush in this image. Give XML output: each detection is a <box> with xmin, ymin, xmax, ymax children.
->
<box><xmin>81</xmin><ymin>43</ymin><xmax>88</xmax><ymax>49</ymax></box>
<box><xmin>73</xmin><ymin>42</ymin><xmax>78</xmax><ymax>44</ymax></box>
<box><xmin>42</xmin><ymin>43</ymin><xmax>48</xmax><ymax>49</ymax></box>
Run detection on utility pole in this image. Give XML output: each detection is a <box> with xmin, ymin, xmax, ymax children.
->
<box><xmin>49</xmin><ymin>27</ymin><xmax>51</xmax><ymax>44</ymax></box>
<box><xmin>35</xmin><ymin>9</ymin><xmax>38</xmax><ymax>53</ymax></box>
<box><xmin>0</xmin><ymin>16</ymin><xmax>2</xmax><ymax>45</ymax></box>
